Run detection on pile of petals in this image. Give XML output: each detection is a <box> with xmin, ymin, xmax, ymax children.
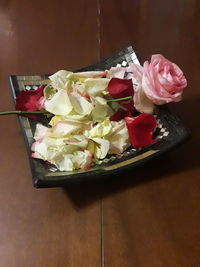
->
<box><xmin>15</xmin><ymin>54</ymin><xmax>187</xmax><ymax>171</ymax></box>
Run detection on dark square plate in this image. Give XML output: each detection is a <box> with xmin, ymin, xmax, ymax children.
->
<box><xmin>9</xmin><ymin>46</ymin><xmax>190</xmax><ymax>188</ymax></box>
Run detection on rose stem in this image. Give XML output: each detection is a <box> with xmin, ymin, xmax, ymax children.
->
<box><xmin>0</xmin><ymin>111</ymin><xmax>49</xmax><ymax>116</ymax></box>
<box><xmin>107</xmin><ymin>96</ymin><xmax>132</xmax><ymax>103</ymax></box>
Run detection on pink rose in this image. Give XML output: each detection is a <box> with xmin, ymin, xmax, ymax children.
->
<box><xmin>142</xmin><ymin>55</ymin><xmax>187</xmax><ymax>105</ymax></box>
<box><xmin>126</xmin><ymin>63</ymin><xmax>155</xmax><ymax>114</ymax></box>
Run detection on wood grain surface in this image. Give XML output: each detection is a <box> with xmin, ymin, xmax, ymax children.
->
<box><xmin>0</xmin><ymin>0</ymin><xmax>200</xmax><ymax>266</ymax></box>
<box><xmin>0</xmin><ymin>1</ymin><xmax>101</xmax><ymax>267</ymax></box>
<box><xmin>100</xmin><ymin>1</ymin><xmax>200</xmax><ymax>266</ymax></box>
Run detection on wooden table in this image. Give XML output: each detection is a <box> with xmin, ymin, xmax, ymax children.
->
<box><xmin>0</xmin><ymin>1</ymin><xmax>199</xmax><ymax>266</ymax></box>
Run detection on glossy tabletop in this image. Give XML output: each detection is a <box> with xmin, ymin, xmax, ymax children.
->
<box><xmin>0</xmin><ymin>1</ymin><xmax>199</xmax><ymax>266</ymax></box>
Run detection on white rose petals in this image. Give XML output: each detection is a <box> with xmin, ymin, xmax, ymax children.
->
<box><xmin>45</xmin><ymin>89</ymin><xmax>73</xmax><ymax>115</ymax></box>
<box><xmin>69</xmin><ymin>91</ymin><xmax>93</xmax><ymax>115</ymax></box>
<box><xmin>84</xmin><ymin>78</ymin><xmax>110</xmax><ymax>96</ymax></box>
<box><xmin>49</xmin><ymin>70</ymin><xmax>73</xmax><ymax>90</ymax></box>
<box><xmin>32</xmin><ymin>63</ymin><xmax>162</xmax><ymax>172</ymax></box>
<box><xmin>107</xmin><ymin>120</ymin><xmax>130</xmax><ymax>154</ymax></box>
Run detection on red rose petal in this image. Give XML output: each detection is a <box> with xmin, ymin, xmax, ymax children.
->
<box><xmin>108</xmin><ymin>78</ymin><xmax>134</xmax><ymax>99</ymax></box>
<box><xmin>125</xmin><ymin>113</ymin><xmax>157</xmax><ymax>148</ymax></box>
<box><xmin>110</xmin><ymin>99</ymin><xmax>137</xmax><ymax>121</ymax></box>
<box><xmin>110</xmin><ymin>108</ymin><xmax>130</xmax><ymax>121</ymax></box>
<box><xmin>119</xmin><ymin>100</ymin><xmax>136</xmax><ymax>115</ymax></box>
<box><xmin>16</xmin><ymin>85</ymin><xmax>44</xmax><ymax>111</ymax></box>
<box><xmin>15</xmin><ymin>85</ymin><xmax>45</xmax><ymax>120</ymax></box>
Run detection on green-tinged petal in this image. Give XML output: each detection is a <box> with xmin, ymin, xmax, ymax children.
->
<box><xmin>87</xmin><ymin>139</ymin><xmax>96</xmax><ymax>154</ymax></box>
<box><xmin>51</xmin><ymin>120</ymin><xmax>84</xmax><ymax>137</ymax></box>
<box><xmin>44</xmin><ymin>84</ymin><xmax>57</xmax><ymax>99</ymax></box>
<box><xmin>49</xmin><ymin>112</ymin><xmax>90</xmax><ymax>126</ymax></box>
<box><xmin>45</xmin><ymin>89</ymin><xmax>72</xmax><ymax>115</ymax></box>
<box><xmin>69</xmin><ymin>91</ymin><xmax>93</xmax><ymax>115</ymax></box>
<box><xmin>91</xmin><ymin>96</ymin><xmax>113</xmax><ymax>122</ymax></box>
<box><xmin>78</xmin><ymin>77</ymin><xmax>87</xmax><ymax>83</ymax></box>
<box><xmin>102</xmin><ymin>90</ymin><xmax>109</xmax><ymax>96</ymax></box>
<box><xmin>84</xmin><ymin>78</ymin><xmax>110</xmax><ymax>96</ymax></box>
<box><xmin>89</xmin><ymin>119</ymin><xmax>112</xmax><ymax>138</ymax></box>
<box><xmin>49</xmin><ymin>70</ymin><xmax>73</xmax><ymax>90</ymax></box>
<box><xmin>73</xmin><ymin>82</ymin><xmax>86</xmax><ymax>95</ymax></box>
<box><xmin>53</xmin><ymin>150</ymin><xmax>93</xmax><ymax>171</ymax></box>
<box><xmin>49</xmin><ymin>115</ymin><xmax>63</xmax><ymax>126</ymax></box>
<box><xmin>64</xmin><ymin>113</ymin><xmax>89</xmax><ymax>121</ymax></box>
<box><xmin>107</xmin><ymin>120</ymin><xmax>130</xmax><ymax>154</ymax></box>
<box><xmin>91</xmin><ymin>138</ymin><xmax>110</xmax><ymax>159</ymax></box>
<box><xmin>44</xmin><ymin>137</ymin><xmax>77</xmax><ymax>154</ymax></box>
<box><xmin>32</xmin><ymin>125</ymin><xmax>93</xmax><ymax>172</ymax></box>
<box><xmin>32</xmin><ymin>137</ymin><xmax>70</xmax><ymax>161</ymax></box>
<box><xmin>64</xmin><ymin>135</ymin><xmax>88</xmax><ymax>148</ymax></box>
<box><xmin>32</xmin><ymin>135</ymin><xmax>79</xmax><ymax>166</ymax></box>
<box><xmin>73</xmin><ymin>150</ymin><xmax>93</xmax><ymax>170</ymax></box>
<box><xmin>56</xmin><ymin>154</ymin><xmax>74</xmax><ymax>171</ymax></box>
